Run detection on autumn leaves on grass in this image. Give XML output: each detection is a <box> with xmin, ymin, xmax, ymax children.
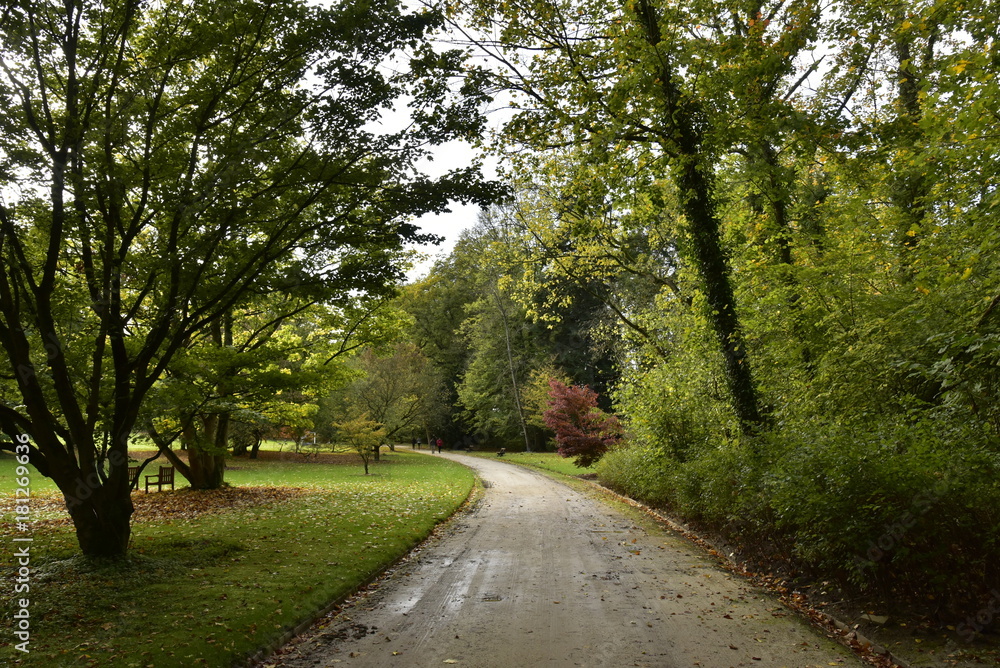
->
<box><xmin>0</xmin><ymin>486</ymin><xmax>306</xmax><ymax>530</ymax></box>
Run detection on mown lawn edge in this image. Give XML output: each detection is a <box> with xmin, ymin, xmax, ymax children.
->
<box><xmin>240</xmin><ymin>468</ymin><xmax>485</xmax><ymax>667</ymax></box>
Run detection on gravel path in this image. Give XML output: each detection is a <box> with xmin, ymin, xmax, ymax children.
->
<box><xmin>265</xmin><ymin>453</ymin><xmax>865</xmax><ymax>667</ymax></box>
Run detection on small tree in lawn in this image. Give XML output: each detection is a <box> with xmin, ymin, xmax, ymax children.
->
<box><xmin>335</xmin><ymin>414</ymin><xmax>386</xmax><ymax>475</ymax></box>
<box><xmin>543</xmin><ymin>379</ymin><xmax>622</xmax><ymax>468</ymax></box>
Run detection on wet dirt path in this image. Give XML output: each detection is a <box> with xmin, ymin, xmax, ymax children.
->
<box><xmin>265</xmin><ymin>453</ymin><xmax>865</xmax><ymax>667</ymax></box>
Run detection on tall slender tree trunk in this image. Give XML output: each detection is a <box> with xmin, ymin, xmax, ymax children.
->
<box><xmin>890</xmin><ymin>21</ymin><xmax>934</xmax><ymax>253</ymax></box>
<box><xmin>756</xmin><ymin>140</ymin><xmax>815</xmax><ymax>373</ymax></box>
<box><xmin>491</xmin><ymin>287</ymin><xmax>532</xmax><ymax>451</ymax></box>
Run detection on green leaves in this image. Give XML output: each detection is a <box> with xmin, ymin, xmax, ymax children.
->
<box><xmin>336</xmin><ymin>342</ymin><xmax>445</xmax><ymax>443</ymax></box>
<box><xmin>334</xmin><ymin>414</ymin><xmax>387</xmax><ymax>474</ymax></box>
<box><xmin>0</xmin><ymin>0</ymin><xmax>501</xmax><ymax>556</ymax></box>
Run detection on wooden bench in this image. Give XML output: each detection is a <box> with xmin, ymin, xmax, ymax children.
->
<box><xmin>128</xmin><ymin>466</ymin><xmax>139</xmax><ymax>487</ymax></box>
<box><xmin>496</xmin><ymin>448</ymin><xmax>506</xmax><ymax>457</ymax></box>
<box><xmin>145</xmin><ymin>465</ymin><xmax>175</xmax><ymax>492</ymax></box>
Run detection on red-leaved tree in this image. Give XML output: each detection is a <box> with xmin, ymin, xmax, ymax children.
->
<box><xmin>543</xmin><ymin>379</ymin><xmax>623</xmax><ymax>467</ymax></box>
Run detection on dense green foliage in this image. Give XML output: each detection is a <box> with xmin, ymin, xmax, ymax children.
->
<box><xmin>399</xmin><ymin>218</ymin><xmax>618</xmax><ymax>450</ymax></box>
<box><xmin>422</xmin><ymin>0</ymin><xmax>1000</xmax><ymax>617</ymax></box>
<box><xmin>0</xmin><ymin>0</ymin><xmax>497</xmax><ymax>556</ymax></box>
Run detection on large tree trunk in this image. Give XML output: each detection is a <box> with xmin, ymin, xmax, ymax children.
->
<box><xmin>675</xmin><ymin>150</ymin><xmax>766</xmax><ymax>435</ymax></box>
<box><xmin>188</xmin><ymin>447</ymin><xmax>226</xmax><ymax>489</ymax></box>
<box><xmin>181</xmin><ymin>415</ymin><xmax>227</xmax><ymax>489</ymax></box>
<box><xmin>633</xmin><ymin>0</ymin><xmax>766</xmax><ymax>437</ymax></box>
<box><xmin>491</xmin><ymin>286</ymin><xmax>533</xmax><ymax>452</ymax></box>
<box><xmin>48</xmin><ymin>441</ymin><xmax>134</xmax><ymax>559</ymax></box>
<box><xmin>65</xmin><ymin>487</ymin><xmax>134</xmax><ymax>557</ymax></box>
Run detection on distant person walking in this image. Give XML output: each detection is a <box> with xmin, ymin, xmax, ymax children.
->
<box><xmin>436</xmin><ymin>437</ymin><xmax>444</xmax><ymax>453</ymax></box>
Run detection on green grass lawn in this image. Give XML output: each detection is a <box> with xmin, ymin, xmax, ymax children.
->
<box><xmin>0</xmin><ymin>449</ymin><xmax>473</xmax><ymax>667</ymax></box>
<box><xmin>463</xmin><ymin>450</ymin><xmax>595</xmax><ymax>477</ymax></box>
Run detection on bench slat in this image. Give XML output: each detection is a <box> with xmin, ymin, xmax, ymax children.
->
<box><xmin>145</xmin><ymin>465</ymin><xmax>175</xmax><ymax>492</ymax></box>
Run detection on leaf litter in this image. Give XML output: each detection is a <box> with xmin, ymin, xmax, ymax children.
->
<box><xmin>0</xmin><ymin>486</ymin><xmax>307</xmax><ymax>529</ymax></box>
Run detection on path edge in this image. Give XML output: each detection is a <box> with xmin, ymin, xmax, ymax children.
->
<box><xmin>238</xmin><ymin>472</ymin><xmax>486</xmax><ymax>668</ymax></box>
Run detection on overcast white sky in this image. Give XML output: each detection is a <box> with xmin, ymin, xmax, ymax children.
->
<box><xmin>408</xmin><ymin>202</ymin><xmax>480</xmax><ymax>279</ymax></box>
<box><xmin>395</xmin><ymin>31</ymin><xmax>511</xmax><ymax>282</ymax></box>
<box><xmin>407</xmin><ymin>142</ymin><xmax>482</xmax><ymax>279</ymax></box>
<box><xmin>405</xmin><ymin>135</ymin><xmax>500</xmax><ymax>281</ymax></box>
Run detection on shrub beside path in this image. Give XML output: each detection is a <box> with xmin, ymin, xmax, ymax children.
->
<box><xmin>264</xmin><ymin>453</ymin><xmax>868</xmax><ymax>667</ymax></box>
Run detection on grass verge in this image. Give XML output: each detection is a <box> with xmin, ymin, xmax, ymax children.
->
<box><xmin>0</xmin><ymin>450</ymin><xmax>473</xmax><ymax>667</ymax></box>
<box><xmin>460</xmin><ymin>450</ymin><xmax>594</xmax><ymax>478</ymax></box>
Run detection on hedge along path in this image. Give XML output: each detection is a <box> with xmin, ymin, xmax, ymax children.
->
<box><xmin>267</xmin><ymin>452</ymin><xmax>869</xmax><ymax>668</ymax></box>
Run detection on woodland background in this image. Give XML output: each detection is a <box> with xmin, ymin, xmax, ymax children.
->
<box><xmin>1</xmin><ymin>0</ymin><xmax>998</xmax><ymax>628</ymax></box>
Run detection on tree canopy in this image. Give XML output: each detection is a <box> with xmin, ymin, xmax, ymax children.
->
<box><xmin>6</xmin><ymin>0</ymin><xmax>1000</xmax><ymax>615</ymax></box>
<box><xmin>398</xmin><ymin>0</ymin><xmax>1000</xmax><ymax>612</ymax></box>
<box><xmin>0</xmin><ymin>0</ymin><xmax>499</xmax><ymax>557</ymax></box>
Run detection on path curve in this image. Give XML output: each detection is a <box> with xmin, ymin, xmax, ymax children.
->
<box><xmin>266</xmin><ymin>453</ymin><xmax>864</xmax><ymax>667</ymax></box>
